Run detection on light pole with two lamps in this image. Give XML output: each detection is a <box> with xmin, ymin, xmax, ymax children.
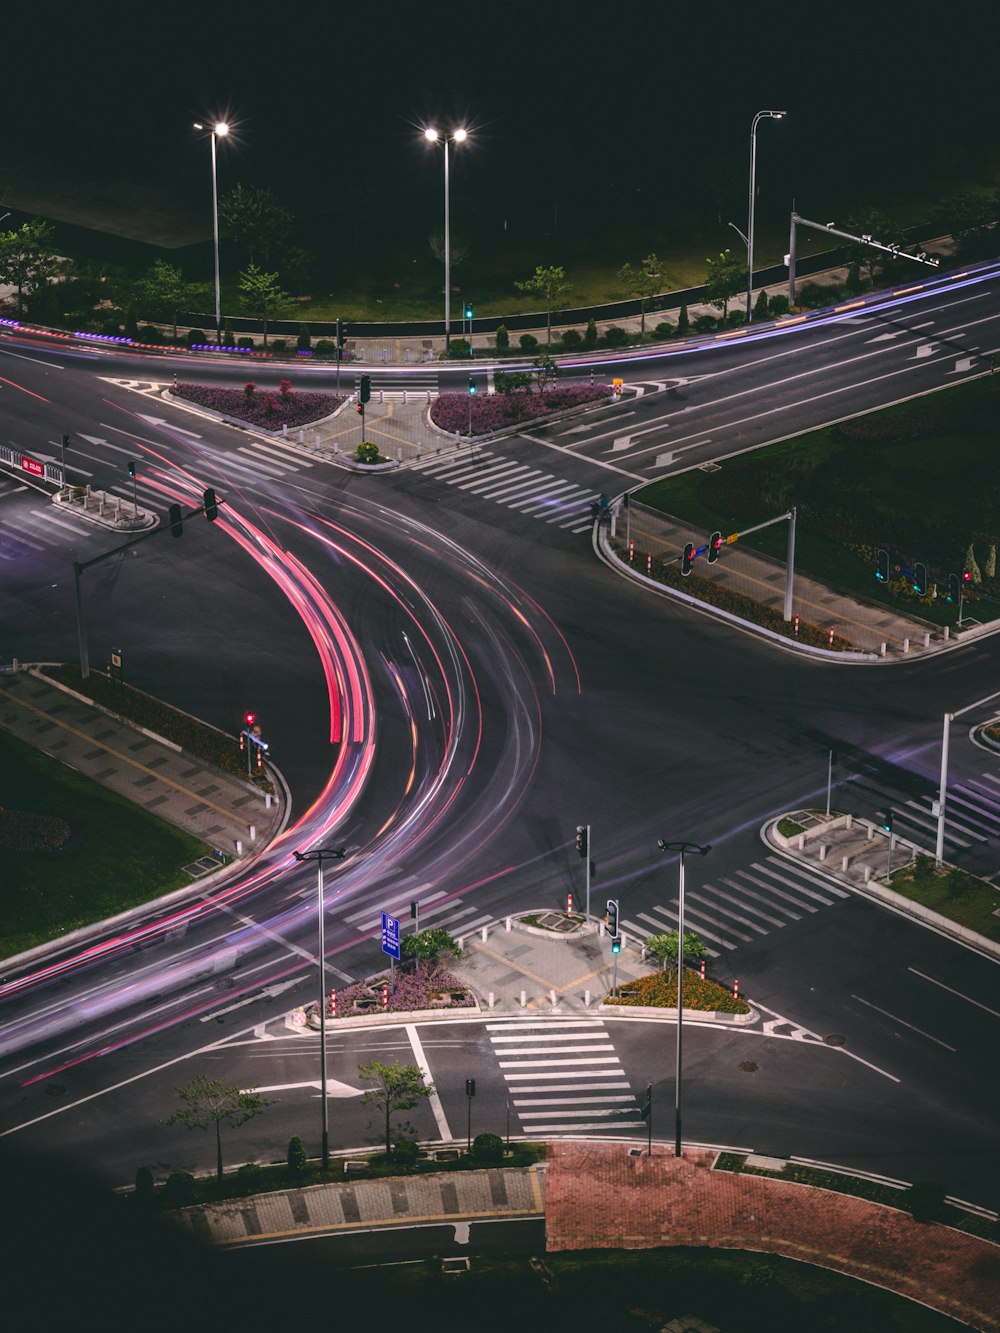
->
<box><xmin>193</xmin><ymin>120</ymin><xmax>230</xmax><ymax>346</ymax></box>
<box><xmin>746</xmin><ymin>110</ymin><xmax>785</xmax><ymax>321</ymax></box>
<box><xmin>292</xmin><ymin>845</ymin><xmax>346</xmax><ymax>1170</ymax></box>
<box><xmin>423</xmin><ymin>126</ymin><xmax>468</xmax><ymax>356</ymax></box>
<box><xmin>656</xmin><ymin>838</ymin><xmax>711</xmax><ymax>1157</ymax></box>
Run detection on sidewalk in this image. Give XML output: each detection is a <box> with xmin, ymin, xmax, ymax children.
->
<box><xmin>0</xmin><ymin>665</ymin><xmax>285</xmax><ymax>865</ymax></box>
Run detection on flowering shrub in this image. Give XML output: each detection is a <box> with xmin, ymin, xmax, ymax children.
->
<box><xmin>431</xmin><ymin>385</ymin><xmax>611</xmax><ymax>437</ymax></box>
<box><xmin>330</xmin><ymin>962</ymin><xmax>473</xmax><ymax>1017</ymax></box>
<box><xmin>172</xmin><ymin>381</ymin><xmax>342</xmax><ymax>429</ymax></box>
<box><xmin>604</xmin><ymin>967</ymin><xmax>749</xmax><ymax>1014</ymax></box>
<box><xmin>0</xmin><ymin>808</ymin><xmax>72</xmax><ymax>853</ymax></box>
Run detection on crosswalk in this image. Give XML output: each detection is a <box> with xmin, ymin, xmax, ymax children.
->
<box><xmin>407</xmin><ymin>449</ymin><xmax>602</xmax><ymax>533</ymax></box>
<box><xmin>487</xmin><ymin>1018</ymin><xmax>646</xmax><ymax>1135</ymax></box>
<box><xmin>329</xmin><ymin>880</ymin><xmax>499</xmax><ymax>947</ymax></box>
<box><xmin>621</xmin><ymin>855</ymin><xmax>851</xmax><ymax>958</ymax></box>
<box><xmin>885</xmin><ymin>774</ymin><xmax>1000</xmax><ymax>856</ymax></box>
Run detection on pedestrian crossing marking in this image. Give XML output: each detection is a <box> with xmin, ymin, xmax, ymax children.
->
<box><xmin>408</xmin><ymin>449</ymin><xmax>600</xmax><ymax>533</ymax></box>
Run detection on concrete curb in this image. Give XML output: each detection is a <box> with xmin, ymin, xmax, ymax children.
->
<box><xmin>598</xmin><ymin>1002</ymin><xmax>756</xmax><ymax>1024</ymax></box>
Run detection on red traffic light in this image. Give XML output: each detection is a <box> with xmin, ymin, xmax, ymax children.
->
<box><xmin>356</xmin><ymin>403</ymin><xmax>363</xmax><ymax>415</ymax></box>
<box><xmin>244</xmin><ymin>712</ymin><xmax>256</xmax><ymax>726</ymax></box>
<box><xmin>962</xmin><ymin>570</ymin><xmax>972</xmax><ymax>583</ymax></box>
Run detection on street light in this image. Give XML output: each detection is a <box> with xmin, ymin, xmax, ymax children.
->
<box><xmin>193</xmin><ymin>120</ymin><xmax>230</xmax><ymax>345</ymax></box>
<box><xmin>424</xmin><ymin>125</ymin><xmax>468</xmax><ymax>355</ymax></box>
<box><xmin>657</xmin><ymin>839</ymin><xmax>711</xmax><ymax>1157</ymax></box>
<box><xmin>292</xmin><ymin>845</ymin><xmax>346</xmax><ymax>1169</ymax></box>
<box><xmin>746</xmin><ymin>110</ymin><xmax>785</xmax><ymax>322</ymax></box>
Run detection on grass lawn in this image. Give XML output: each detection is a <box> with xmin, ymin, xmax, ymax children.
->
<box><xmin>0</xmin><ymin>729</ymin><xmax>210</xmax><ymax>959</ymax></box>
<box><xmin>636</xmin><ymin>376</ymin><xmax>1000</xmax><ymax>626</ymax></box>
<box><xmin>890</xmin><ymin>855</ymin><xmax>1000</xmax><ymax>944</ymax></box>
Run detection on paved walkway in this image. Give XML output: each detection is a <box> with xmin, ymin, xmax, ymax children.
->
<box><xmin>545</xmin><ymin>1142</ymin><xmax>1000</xmax><ymax>1331</ymax></box>
<box><xmin>0</xmin><ymin>664</ymin><xmax>284</xmax><ymax>871</ymax></box>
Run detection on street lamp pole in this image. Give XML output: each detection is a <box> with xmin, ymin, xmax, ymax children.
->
<box><xmin>747</xmin><ymin>110</ymin><xmax>785</xmax><ymax>322</ymax></box>
<box><xmin>425</xmin><ymin>126</ymin><xmax>467</xmax><ymax>356</ymax></box>
<box><xmin>293</xmin><ymin>846</ymin><xmax>346</xmax><ymax>1169</ymax></box>
<box><xmin>657</xmin><ymin>839</ymin><xmax>711</xmax><ymax>1157</ymax></box>
<box><xmin>194</xmin><ymin>121</ymin><xmax>229</xmax><ymax>346</ymax></box>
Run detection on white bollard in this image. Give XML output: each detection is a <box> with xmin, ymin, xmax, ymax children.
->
<box><xmin>481</xmin><ymin>924</ymin><xmax>488</xmax><ymax>942</ymax></box>
<box><xmin>520</xmin><ymin>989</ymin><xmax>526</xmax><ymax>1008</ymax></box>
<box><xmin>584</xmin><ymin>989</ymin><xmax>591</xmax><ymax>1008</ymax></box>
<box><xmin>299</xmin><ymin>429</ymin><xmax>305</xmax><ymax>444</ymax></box>
<box><xmin>819</xmin><ymin>844</ymin><xmax>828</xmax><ymax>861</ymax></box>
<box><xmin>880</xmin><ymin>642</ymin><xmax>887</xmax><ymax>657</ymax></box>
<box><xmin>550</xmin><ymin>989</ymin><xmax>557</xmax><ymax>1008</ymax></box>
<box><xmin>235</xmin><ymin>839</ymin><xmax>243</xmax><ymax>855</ymax></box>
<box><xmin>282</xmin><ymin>424</ymin><xmax>287</xmax><ymax>437</ymax></box>
<box><xmin>796</xmin><ymin>833</ymin><xmax>805</xmax><ymax>850</ymax></box>
<box><xmin>333</xmin><ymin>440</ymin><xmax>340</xmax><ymax>454</ymax></box>
<box><xmin>456</xmin><ymin>937</ymin><xmax>464</xmax><ymax>952</ymax></box>
<box><xmin>396</xmin><ymin>446</ymin><xmax>403</xmax><ymax>461</ymax></box>
<box><xmin>379</xmin><ymin>389</ymin><xmax>385</xmax><ymax>404</ymax></box>
<box><xmin>427</xmin><ymin>389</ymin><xmax>432</xmax><ymax>403</ymax></box>
<box><xmin>841</xmin><ymin>855</ymin><xmax>850</xmax><ymax>872</ymax></box>
<box><xmin>903</xmin><ymin>638</ymin><xmax>910</xmax><ymax>654</ymax></box>
<box><xmin>621</xmin><ymin>931</ymin><xmax>627</xmax><ymax>951</ymax></box>
<box><xmin>265</xmin><ymin>792</ymin><xmax>272</xmax><ymax>808</ymax></box>
<box><xmin>923</xmin><ymin>632</ymin><xmax>931</xmax><ymax>648</ymax></box>
<box><xmin>488</xmin><ymin>992</ymin><xmax>495</xmax><ymax>1009</ymax></box>
<box><xmin>864</xmin><ymin>865</ymin><xmax>873</xmax><ymax>883</ymax></box>
<box><xmin>845</xmin><ymin>814</ymin><xmax>853</xmax><ymax>830</ymax></box>
<box><xmin>315</xmin><ymin>432</ymin><xmax>320</xmax><ymax>447</ymax></box>
<box><xmin>943</xmin><ymin>626</ymin><xmax>950</xmax><ymax>641</ymax></box>
<box><xmin>403</xmin><ymin>389</ymin><xmax>408</xmax><ymax>403</ymax></box>
<box><xmin>249</xmin><ymin>823</ymin><xmax>256</xmax><ymax>842</ymax></box>
<box><xmin>505</xmin><ymin>916</ymin><xmax>512</xmax><ymax>932</ymax></box>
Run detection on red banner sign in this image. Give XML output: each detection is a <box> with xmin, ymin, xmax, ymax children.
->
<box><xmin>21</xmin><ymin>455</ymin><xmax>44</xmax><ymax>477</ymax></box>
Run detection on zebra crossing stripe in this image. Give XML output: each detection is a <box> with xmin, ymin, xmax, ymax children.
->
<box><xmin>686</xmin><ymin>892</ymin><xmax>763</xmax><ymax>937</ymax></box>
<box><xmin>647</xmin><ymin>904</ymin><xmax>736</xmax><ymax>950</ymax></box>
<box><xmin>902</xmin><ymin>800</ymin><xmax>971</xmax><ymax>846</ymax></box>
<box><xmin>763</xmin><ymin>858</ymin><xmax>848</xmax><ymax>900</ymax></box>
<box><xmin>721</xmin><ymin>875</ymin><xmax>800</xmax><ymax>920</ymax></box>
<box><xmin>709</xmin><ymin>880</ymin><xmax>789</xmax><ymax>927</ymax></box>
<box><xmin>473</xmin><ymin>473</ymin><xmax>548</xmax><ymax>500</ymax></box>
<box><xmin>512</xmin><ymin>481</ymin><xmax>581</xmax><ymax>511</ymax></box>
<box><xmin>235</xmin><ymin>448</ymin><xmax>297</xmax><ymax>476</ymax></box>
<box><xmin>734</xmin><ymin>868</ymin><xmax>817</xmax><ymax>913</ymax></box>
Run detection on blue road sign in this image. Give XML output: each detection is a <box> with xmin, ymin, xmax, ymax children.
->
<box><xmin>381</xmin><ymin>912</ymin><xmax>401</xmax><ymax>960</ymax></box>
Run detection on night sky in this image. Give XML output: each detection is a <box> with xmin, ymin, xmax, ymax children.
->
<box><xmin>3</xmin><ymin>5</ymin><xmax>996</xmax><ymax>270</ymax></box>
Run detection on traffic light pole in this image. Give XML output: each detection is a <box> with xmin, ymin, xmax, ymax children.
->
<box><xmin>935</xmin><ymin>686</ymin><xmax>1000</xmax><ymax>865</ymax></box>
<box><xmin>585</xmin><ymin>823</ymin><xmax>591</xmax><ymax>923</ymax></box>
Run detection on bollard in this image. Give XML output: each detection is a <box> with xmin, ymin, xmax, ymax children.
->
<box><xmin>796</xmin><ymin>833</ymin><xmax>805</xmax><ymax>849</ymax></box>
<box><xmin>330</xmin><ymin>989</ymin><xmax>336</xmax><ymax>1016</ymax></box>
<box><xmin>282</xmin><ymin>424</ymin><xmax>288</xmax><ymax>437</ymax></box>
<box><xmin>880</xmin><ymin>642</ymin><xmax>887</xmax><ymax>656</ymax></box>
<box><xmin>845</xmin><ymin>814</ymin><xmax>853</xmax><ymax>830</ymax></box>
<box><xmin>733</xmin><ymin>979</ymin><xmax>739</xmax><ymax>1001</ymax></box>
<box><xmin>903</xmin><ymin>638</ymin><xmax>910</xmax><ymax>654</ymax></box>
<box><xmin>550</xmin><ymin>989</ymin><xmax>557</xmax><ymax>1008</ymax></box>
<box><xmin>640</xmin><ymin>944</ymin><xmax>646</xmax><ymax>962</ymax></box>
<box><xmin>334</xmin><ymin>440</ymin><xmax>340</xmax><ymax>454</ymax></box>
<box><xmin>403</xmin><ymin>389</ymin><xmax>408</xmax><ymax>403</ymax></box>
<box><xmin>265</xmin><ymin>792</ymin><xmax>272</xmax><ymax>808</ymax></box>
<box><xmin>923</xmin><ymin>632</ymin><xmax>931</xmax><ymax>648</ymax></box>
<box><xmin>416</xmin><ymin>442</ymin><xmax>423</xmax><ymax>457</ymax></box>
<box><xmin>819</xmin><ymin>843</ymin><xmax>828</xmax><ymax>861</ymax></box>
<box><xmin>456</xmin><ymin>937</ymin><xmax>464</xmax><ymax>952</ymax></box>
<box><xmin>249</xmin><ymin>823</ymin><xmax>256</xmax><ymax>842</ymax></box>
<box><xmin>700</xmin><ymin>959</ymin><xmax>706</xmax><ymax>980</ymax></box>
<box><xmin>314</xmin><ymin>431</ymin><xmax>320</xmax><ymax>448</ymax></box>
<box><xmin>793</xmin><ymin>614</ymin><xmax>800</xmax><ymax>637</ymax></box>
<box><xmin>481</xmin><ymin>924</ymin><xmax>488</xmax><ymax>942</ymax></box>
<box><xmin>828</xmin><ymin>626</ymin><xmax>835</xmax><ymax>646</ymax></box>
<box><xmin>646</xmin><ymin>553</ymin><xmax>652</xmax><ymax>575</ymax></box>
<box><xmin>299</xmin><ymin>429</ymin><xmax>305</xmax><ymax>444</ymax></box>
<box><xmin>488</xmin><ymin>992</ymin><xmax>495</xmax><ymax>1009</ymax></box>
<box><xmin>505</xmin><ymin>916</ymin><xmax>512</xmax><ymax>932</ymax></box>
<box><xmin>621</xmin><ymin>931</ymin><xmax>627</xmax><ymax>950</ymax></box>
<box><xmin>379</xmin><ymin>389</ymin><xmax>385</xmax><ymax>404</ymax></box>
<box><xmin>567</xmin><ymin>892</ymin><xmax>573</xmax><ymax>916</ymax></box>
<box><xmin>629</xmin><ymin>538</ymin><xmax>634</xmax><ymax>562</ymax></box>
<box><xmin>427</xmin><ymin>389</ymin><xmax>432</xmax><ymax>403</ymax></box>
<box><xmin>841</xmin><ymin>855</ymin><xmax>850</xmax><ymax>872</ymax></box>
<box><xmin>520</xmin><ymin>989</ymin><xmax>527</xmax><ymax>1008</ymax></box>
<box><xmin>863</xmin><ymin>865</ymin><xmax>873</xmax><ymax>883</ymax></box>
<box><xmin>584</xmin><ymin>989</ymin><xmax>591</xmax><ymax>1007</ymax></box>
<box><xmin>396</xmin><ymin>446</ymin><xmax>403</xmax><ymax>462</ymax></box>
<box><xmin>382</xmin><ymin>983</ymin><xmax>389</xmax><ymax>1011</ymax></box>
<box><xmin>943</xmin><ymin>626</ymin><xmax>949</xmax><ymax>641</ymax></box>
<box><xmin>235</xmin><ymin>838</ymin><xmax>243</xmax><ymax>855</ymax></box>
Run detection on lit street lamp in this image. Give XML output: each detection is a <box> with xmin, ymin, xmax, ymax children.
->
<box><xmin>746</xmin><ymin>110</ymin><xmax>785</xmax><ymax>322</ymax></box>
<box><xmin>193</xmin><ymin>120</ymin><xmax>230</xmax><ymax>345</ymax></box>
<box><xmin>424</xmin><ymin>125</ymin><xmax>468</xmax><ymax>355</ymax></box>
<box><xmin>292</xmin><ymin>845</ymin><xmax>346</xmax><ymax>1169</ymax></box>
<box><xmin>656</xmin><ymin>839</ymin><xmax>711</xmax><ymax>1156</ymax></box>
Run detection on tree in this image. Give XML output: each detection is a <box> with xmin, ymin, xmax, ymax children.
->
<box><xmin>286</xmin><ymin>1135</ymin><xmax>308</xmax><ymax>1178</ymax></box>
<box><xmin>219</xmin><ymin>183</ymin><xmax>292</xmax><ymax>266</ymax></box>
<box><xmin>401</xmin><ymin>927</ymin><xmax>461</xmax><ymax>964</ymax></box>
<box><xmin>583</xmin><ymin>317</ymin><xmax>598</xmax><ymax>350</ymax></box>
<box><xmin>161</xmin><ymin>1075</ymin><xmax>274</xmax><ymax>1182</ymax></box>
<box><xmin>964</xmin><ymin>542</ymin><xmax>982</xmax><ymax>584</ymax></box>
<box><xmin>515</xmin><ymin>265</ymin><xmax>571</xmax><ymax>346</ymax></box>
<box><xmin>704</xmin><ymin>248</ymin><xmax>745</xmax><ymax>322</ymax></box>
<box><xmin>753</xmin><ymin>287</ymin><xmax>770</xmax><ymax>321</ymax></box>
<box><xmin>985</xmin><ymin>544</ymin><xmax>997</xmax><ymax>581</ymax></box>
<box><xmin>617</xmin><ymin>252</ymin><xmax>663</xmax><ymax>334</ymax></box>
<box><xmin>237</xmin><ymin>264</ymin><xmax>290</xmax><ymax>348</ymax></box>
<box><xmin>495</xmin><ymin>369</ymin><xmax>533</xmax><ymax>396</ymax></box>
<box><xmin>358</xmin><ymin>1060</ymin><xmax>434</xmax><ymax>1157</ymax></box>
<box><xmin>677</xmin><ymin>304</ymin><xmax>690</xmax><ymax>337</ymax></box>
<box><xmin>844</xmin><ymin>209</ymin><xmax>902</xmax><ymax>289</ymax></box>
<box><xmin>932</xmin><ymin>190</ymin><xmax>996</xmax><ymax>260</ymax></box>
<box><xmin>533</xmin><ymin>351</ymin><xmax>559</xmax><ymax>400</ymax></box>
<box><xmin>495</xmin><ymin>323</ymin><xmax>509</xmax><ymax>353</ymax></box>
<box><xmin>645</xmin><ymin>930</ymin><xmax>707</xmax><ymax>968</ymax></box>
<box><xmin>141</xmin><ymin>259</ymin><xmax>193</xmax><ymax>344</ymax></box>
<box><xmin>0</xmin><ymin>219</ymin><xmax>58</xmax><ymax>316</ymax></box>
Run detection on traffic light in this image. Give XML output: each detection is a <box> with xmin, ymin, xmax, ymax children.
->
<box><xmin>464</xmin><ymin>304</ymin><xmax>474</xmax><ymax>320</ymax></box>
<box><xmin>611</xmin><ymin>934</ymin><xmax>621</xmax><ymax>954</ymax></box>
<box><xmin>707</xmin><ymin>531</ymin><xmax>722</xmax><ymax>564</ymax></box>
<box><xmin>606</xmin><ymin>899</ymin><xmax>619</xmax><ymax>936</ymax></box>
<box><xmin>681</xmin><ymin>542</ymin><xmax>696</xmax><ymax>576</ymax></box>
<box><xmin>203</xmin><ymin>487</ymin><xmax>219</xmax><ymax>521</ymax></box>
<box><xmin>244</xmin><ymin>712</ymin><xmax>256</xmax><ymax>727</ymax></box>
<box><xmin>913</xmin><ymin>562</ymin><xmax>926</xmax><ymax>595</ymax></box>
<box><xmin>962</xmin><ymin>569</ymin><xmax>972</xmax><ymax>585</ymax></box>
<box><xmin>61</xmin><ymin>433</ymin><xmax>70</xmax><ymax>450</ymax></box>
<box><xmin>876</xmin><ymin>548</ymin><xmax>889</xmax><ymax>582</ymax></box>
<box><xmin>468</xmin><ymin>377</ymin><xmax>477</xmax><ymax>395</ymax></box>
<box><xmin>576</xmin><ymin>825</ymin><xmax>589</xmax><ymax>859</ymax></box>
<box><xmin>356</xmin><ymin>403</ymin><xmax>364</xmax><ymax>415</ymax></box>
<box><xmin>127</xmin><ymin>459</ymin><xmax>136</xmax><ymax>478</ymax></box>
<box><xmin>336</xmin><ymin>318</ymin><xmax>345</xmax><ymax>349</ymax></box>
<box><xmin>947</xmin><ymin>573</ymin><xmax>959</xmax><ymax>602</ymax></box>
<box><xmin>168</xmin><ymin>503</ymin><xmax>183</xmax><ymax>537</ymax></box>
<box><xmin>879</xmin><ymin>810</ymin><xmax>894</xmax><ymax>834</ymax></box>
<box><xmin>360</xmin><ymin>374</ymin><xmax>371</xmax><ymax>404</ymax></box>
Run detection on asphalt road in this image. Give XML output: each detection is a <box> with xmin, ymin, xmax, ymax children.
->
<box><xmin>1</xmin><ymin>268</ymin><xmax>999</xmax><ymax>1207</ymax></box>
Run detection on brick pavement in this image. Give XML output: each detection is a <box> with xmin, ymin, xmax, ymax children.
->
<box><xmin>545</xmin><ymin>1142</ymin><xmax>1000</xmax><ymax>1331</ymax></box>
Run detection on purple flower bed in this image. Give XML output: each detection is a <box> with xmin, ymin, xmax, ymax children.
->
<box><xmin>173</xmin><ymin>381</ymin><xmax>343</xmax><ymax>429</ymax></box>
<box><xmin>0</xmin><ymin>809</ymin><xmax>72</xmax><ymax>853</ymax></box>
<box><xmin>431</xmin><ymin>385</ymin><xmax>611</xmax><ymax>437</ymax></box>
<box><xmin>329</xmin><ymin>963</ymin><xmax>473</xmax><ymax>1016</ymax></box>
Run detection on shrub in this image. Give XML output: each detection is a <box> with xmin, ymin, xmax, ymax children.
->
<box><xmin>519</xmin><ymin>332</ymin><xmax>538</xmax><ymax>351</ymax></box>
<box><xmin>401</xmin><ymin>928</ymin><xmax>461</xmax><ymax>964</ymax></box>
<box><xmin>186</xmin><ymin>328</ymin><xmax>206</xmax><ymax>348</ymax></box>
<box><xmin>753</xmin><ymin>288</ymin><xmax>770</xmax><ymax>320</ymax></box>
<box><xmin>355</xmin><ymin>441</ymin><xmax>382</xmax><ymax>464</ymax></box>
<box><xmin>798</xmin><ymin>282</ymin><xmax>839</xmax><ymax>309</ymax></box>
<box><xmin>693</xmin><ymin>314</ymin><xmax>718</xmax><ymax>332</ymax></box>
<box><xmin>134</xmin><ymin>1166</ymin><xmax>154</xmax><ymax>1203</ymax></box>
<box><xmin>472</xmin><ymin>1133</ymin><xmax>504</xmax><ymax>1164</ymax></box>
<box><xmin>561</xmin><ymin>328</ymin><xmax>582</xmax><ymax>348</ymax></box>
<box><xmin>727</xmin><ymin>309</ymin><xmax>747</xmax><ymax>327</ymax></box>
<box><xmin>448</xmin><ymin>337</ymin><xmax>471</xmax><ymax>359</ymax></box>
<box><xmin>286</xmin><ymin>1135</ymin><xmax>308</xmax><ymax>1177</ymax></box>
<box><xmin>769</xmin><ymin>294</ymin><xmax>790</xmax><ymax>316</ymax></box>
<box><xmin>391</xmin><ymin>1136</ymin><xmax>420</xmax><ymax>1167</ymax></box>
<box><xmin>654</xmin><ymin>321</ymin><xmax>675</xmax><ymax>338</ymax></box>
<box><xmin>645</xmin><ymin>931</ymin><xmax>707</xmax><ymax>965</ymax></box>
<box><xmin>243</xmin><ymin>381</ymin><xmax>256</xmax><ymax>400</ymax></box>
<box><xmin>172</xmin><ymin>382</ymin><xmax>342</xmax><ymax>428</ymax></box>
<box><xmin>315</xmin><ymin>339</ymin><xmax>335</xmax><ymax>356</ymax></box>
<box><xmin>495</xmin><ymin>323</ymin><xmax>509</xmax><ymax>353</ymax></box>
<box><xmin>162</xmin><ymin>1171</ymin><xmax>197</xmax><ymax>1206</ymax></box>
<box><xmin>904</xmin><ymin>1179</ymin><xmax>946</xmax><ymax>1223</ymax></box>
<box><xmin>603</xmin><ymin>325</ymin><xmax>629</xmax><ymax>348</ymax></box>
<box><xmin>296</xmin><ymin>323</ymin><xmax>311</xmax><ymax>351</ymax></box>
<box><xmin>583</xmin><ymin>317</ymin><xmax>598</xmax><ymax>349</ymax></box>
<box><xmin>236</xmin><ymin>1162</ymin><xmax>262</xmax><ymax>1186</ymax></box>
<box><xmin>138</xmin><ymin>325</ymin><xmax>161</xmax><ymax>344</ymax></box>
<box><xmin>223</xmin><ymin>322</ymin><xmax>235</xmax><ymax>347</ymax></box>
<box><xmin>237</xmin><ymin>336</ymin><xmax>255</xmax><ymax>349</ymax></box>
<box><xmin>430</xmin><ymin>385</ymin><xmax>611</xmax><ymax>436</ymax></box>
<box><xmin>677</xmin><ymin>304</ymin><xmax>690</xmax><ymax>336</ymax></box>
<box><xmin>271</xmin><ymin>338</ymin><xmax>287</xmax><ymax>353</ymax></box>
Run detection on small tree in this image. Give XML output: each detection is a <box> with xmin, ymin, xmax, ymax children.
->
<box><xmin>616</xmin><ymin>252</ymin><xmax>662</xmax><ymax>334</ymax></box>
<box><xmin>533</xmin><ymin>351</ymin><xmax>558</xmax><ymax>399</ymax></box>
<box><xmin>401</xmin><ymin>927</ymin><xmax>461</xmax><ymax>964</ymax></box>
<box><xmin>677</xmin><ymin>304</ymin><xmax>690</xmax><ymax>336</ymax></box>
<box><xmin>985</xmin><ymin>544</ymin><xmax>997</xmax><ymax>580</ymax></box>
<box><xmin>495</xmin><ymin>369</ymin><xmax>533</xmax><ymax>396</ymax></box>
<box><xmin>495</xmin><ymin>323</ymin><xmax>509</xmax><ymax>353</ymax></box>
<box><xmin>515</xmin><ymin>264</ymin><xmax>571</xmax><ymax>346</ymax></box>
<box><xmin>705</xmin><ymin>249</ymin><xmax>746</xmax><ymax>322</ymax></box>
<box><xmin>0</xmin><ymin>218</ymin><xmax>58</xmax><ymax>316</ymax></box>
<box><xmin>645</xmin><ymin>930</ymin><xmax>707</xmax><ymax>968</ymax></box>
<box><xmin>161</xmin><ymin>1076</ymin><xmax>275</xmax><ymax>1182</ymax></box>
<box><xmin>237</xmin><ymin>264</ymin><xmax>290</xmax><ymax>349</ymax></box>
<box><xmin>358</xmin><ymin>1060</ymin><xmax>434</xmax><ymax>1157</ymax></box>
<box><xmin>964</xmin><ymin>543</ymin><xmax>982</xmax><ymax>584</ymax></box>
<box><xmin>844</xmin><ymin>209</ymin><xmax>901</xmax><ymax>289</ymax></box>
<box><xmin>753</xmin><ymin>287</ymin><xmax>770</xmax><ymax>321</ymax></box>
<box><xmin>286</xmin><ymin>1135</ymin><xmax>308</xmax><ymax>1178</ymax></box>
<box><xmin>140</xmin><ymin>258</ymin><xmax>192</xmax><ymax>344</ymax></box>
<box><xmin>219</xmin><ymin>183</ymin><xmax>293</xmax><ymax>266</ymax></box>
<box><xmin>584</xmin><ymin>317</ymin><xmax>598</xmax><ymax>349</ymax></box>
<box><xmin>296</xmin><ymin>323</ymin><xmax>311</xmax><ymax>351</ymax></box>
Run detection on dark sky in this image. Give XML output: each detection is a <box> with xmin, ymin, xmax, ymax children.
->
<box><xmin>3</xmin><ymin>4</ymin><xmax>996</xmax><ymax>261</ymax></box>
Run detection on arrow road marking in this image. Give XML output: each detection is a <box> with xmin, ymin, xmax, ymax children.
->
<box><xmin>242</xmin><ymin>1079</ymin><xmax>364</xmax><ymax>1098</ymax></box>
<box><xmin>610</xmin><ymin>435</ymin><xmax>634</xmax><ymax>452</ymax></box>
<box><xmin>199</xmin><ymin>978</ymin><xmax>300</xmax><ymax>1022</ymax></box>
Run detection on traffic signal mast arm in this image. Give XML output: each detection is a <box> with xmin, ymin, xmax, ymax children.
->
<box><xmin>73</xmin><ymin>491</ymin><xmax>223</xmax><ymax>574</ymax></box>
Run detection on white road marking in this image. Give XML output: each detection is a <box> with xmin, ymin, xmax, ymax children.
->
<box><xmin>850</xmin><ymin>994</ymin><xmax>956</xmax><ymax>1051</ymax></box>
<box><xmin>406</xmin><ymin>1023</ymin><xmax>451</xmax><ymax>1141</ymax></box>
<box><xmin>908</xmin><ymin>969</ymin><xmax>1000</xmax><ymax>1019</ymax></box>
